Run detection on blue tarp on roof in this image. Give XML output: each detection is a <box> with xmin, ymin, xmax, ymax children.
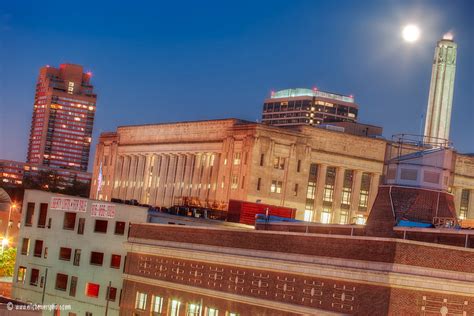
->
<box><xmin>397</xmin><ymin>220</ymin><xmax>433</xmax><ymax>228</ymax></box>
<box><xmin>255</xmin><ymin>214</ymin><xmax>302</xmax><ymax>223</ymax></box>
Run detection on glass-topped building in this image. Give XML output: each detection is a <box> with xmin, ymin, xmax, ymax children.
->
<box><xmin>262</xmin><ymin>88</ymin><xmax>358</xmax><ymax>127</ymax></box>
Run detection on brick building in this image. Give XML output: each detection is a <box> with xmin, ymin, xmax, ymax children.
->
<box><xmin>90</xmin><ymin>119</ymin><xmax>474</xmax><ymax>223</ymax></box>
<box><xmin>121</xmin><ymin>223</ymin><xmax>474</xmax><ymax>315</ymax></box>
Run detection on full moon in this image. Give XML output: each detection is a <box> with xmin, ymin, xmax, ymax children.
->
<box><xmin>402</xmin><ymin>24</ymin><xmax>420</xmax><ymax>43</ymax></box>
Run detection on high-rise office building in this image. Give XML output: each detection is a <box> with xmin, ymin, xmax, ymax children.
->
<box><xmin>424</xmin><ymin>34</ymin><xmax>457</xmax><ymax>144</ymax></box>
<box><xmin>261</xmin><ymin>88</ymin><xmax>358</xmax><ymax>127</ymax></box>
<box><xmin>27</xmin><ymin>64</ymin><xmax>97</xmax><ymax>172</ymax></box>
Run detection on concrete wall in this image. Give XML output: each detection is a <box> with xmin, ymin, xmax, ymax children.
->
<box><xmin>11</xmin><ymin>190</ymin><xmax>148</xmax><ymax>316</ymax></box>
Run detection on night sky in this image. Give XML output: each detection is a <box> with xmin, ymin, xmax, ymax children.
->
<box><xmin>1</xmin><ymin>0</ymin><xmax>473</xmax><ymax>168</ymax></box>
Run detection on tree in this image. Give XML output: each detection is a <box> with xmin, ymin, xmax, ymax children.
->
<box><xmin>0</xmin><ymin>248</ymin><xmax>17</xmax><ymax>277</ymax></box>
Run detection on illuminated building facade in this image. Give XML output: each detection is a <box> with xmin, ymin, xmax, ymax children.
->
<box><xmin>91</xmin><ymin>119</ymin><xmax>474</xmax><ymax>224</ymax></box>
<box><xmin>27</xmin><ymin>63</ymin><xmax>97</xmax><ymax>172</ymax></box>
<box><xmin>424</xmin><ymin>35</ymin><xmax>457</xmax><ymax>144</ymax></box>
<box><xmin>262</xmin><ymin>88</ymin><xmax>358</xmax><ymax>127</ymax></box>
<box><xmin>0</xmin><ymin>160</ymin><xmax>25</xmax><ymax>186</ymax></box>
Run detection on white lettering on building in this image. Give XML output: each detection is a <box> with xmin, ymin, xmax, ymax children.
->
<box><xmin>90</xmin><ymin>203</ymin><xmax>116</xmax><ymax>219</ymax></box>
<box><xmin>50</xmin><ymin>197</ymin><xmax>88</xmax><ymax>212</ymax></box>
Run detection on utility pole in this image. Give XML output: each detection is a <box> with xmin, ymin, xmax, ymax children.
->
<box><xmin>105</xmin><ymin>280</ymin><xmax>111</xmax><ymax>316</ymax></box>
<box><xmin>41</xmin><ymin>268</ymin><xmax>48</xmax><ymax>304</ymax></box>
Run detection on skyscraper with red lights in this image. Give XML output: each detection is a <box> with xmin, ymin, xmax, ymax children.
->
<box><xmin>27</xmin><ymin>64</ymin><xmax>97</xmax><ymax>172</ymax></box>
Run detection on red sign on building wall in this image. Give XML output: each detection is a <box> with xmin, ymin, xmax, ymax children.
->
<box><xmin>90</xmin><ymin>202</ymin><xmax>116</xmax><ymax>219</ymax></box>
<box><xmin>50</xmin><ymin>197</ymin><xmax>88</xmax><ymax>212</ymax></box>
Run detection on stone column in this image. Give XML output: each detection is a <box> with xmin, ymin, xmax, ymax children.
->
<box><xmin>119</xmin><ymin>155</ymin><xmax>130</xmax><ymax>199</ymax></box>
<box><xmin>134</xmin><ymin>155</ymin><xmax>145</xmax><ymax>202</ymax></box>
<box><xmin>157</xmin><ymin>154</ymin><xmax>169</xmax><ymax>207</ymax></box>
<box><xmin>313</xmin><ymin>164</ymin><xmax>328</xmax><ymax>223</ymax></box>
<box><xmin>126</xmin><ymin>155</ymin><xmax>138</xmax><ymax>200</ymax></box>
<box><xmin>332</xmin><ymin>167</ymin><xmax>346</xmax><ymax>224</ymax></box>
<box><xmin>164</xmin><ymin>154</ymin><xmax>178</xmax><ymax>207</ymax></box>
<box><xmin>173</xmin><ymin>154</ymin><xmax>185</xmax><ymax>201</ymax></box>
<box><xmin>149</xmin><ymin>154</ymin><xmax>161</xmax><ymax>207</ymax></box>
<box><xmin>368</xmin><ymin>173</ymin><xmax>381</xmax><ymax>212</ymax></box>
<box><xmin>350</xmin><ymin>170</ymin><xmax>363</xmax><ymax>222</ymax></box>
<box><xmin>112</xmin><ymin>155</ymin><xmax>123</xmax><ymax>198</ymax></box>
<box><xmin>468</xmin><ymin>189</ymin><xmax>474</xmax><ymax>219</ymax></box>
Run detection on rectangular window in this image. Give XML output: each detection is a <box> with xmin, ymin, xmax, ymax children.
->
<box><xmin>273</xmin><ymin>157</ymin><xmax>285</xmax><ymax>170</ymax></box>
<box><xmin>341</xmin><ymin>170</ymin><xmax>353</xmax><ymax>207</ymax></box>
<box><xmin>321</xmin><ymin>207</ymin><xmax>332</xmax><ymax>224</ymax></box>
<box><xmin>259</xmin><ymin>154</ymin><xmax>264</xmax><ymax>167</ymax></box>
<box><xmin>339</xmin><ymin>210</ymin><xmax>349</xmax><ymax>224</ymax></box>
<box><xmin>17</xmin><ymin>266</ymin><xmax>27</xmax><ymax>283</ymax></box>
<box><xmin>297</xmin><ymin>160</ymin><xmax>301</xmax><ymax>173</ymax></box>
<box><xmin>30</xmin><ymin>268</ymin><xmax>39</xmax><ymax>286</ymax></box>
<box><xmin>63</xmin><ymin>212</ymin><xmax>77</xmax><ymax>230</ymax></box>
<box><xmin>37</xmin><ymin>203</ymin><xmax>48</xmax><ymax>228</ymax></box>
<box><xmin>169</xmin><ymin>299</ymin><xmax>181</xmax><ymax>316</ymax></box>
<box><xmin>152</xmin><ymin>296</ymin><xmax>164</xmax><ymax>314</ymax></box>
<box><xmin>21</xmin><ymin>238</ymin><xmax>30</xmax><ymax>255</ymax></box>
<box><xmin>107</xmin><ymin>286</ymin><xmax>117</xmax><ymax>302</ymax></box>
<box><xmin>114</xmin><ymin>221</ymin><xmax>126</xmax><ymax>235</ymax></box>
<box><xmin>294</xmin><ymin>183</ymin><xmax>299</xmax><ymax>196</ymax></box>
<box><xmin>304</xmin><ymin>163</ymin><xmax>318</xmax><ymax>222</ymax></box>
<box><xmin>69</xmin><ymin>276</ymin><xmax>78</xmax><ymax>297</ymax></box>
<box><xmin>233</xmin><ymin>152</ymin><xmax>241</xmax><ymax>165</ymax></box>
<box><xmin>460</xmin><ymin>189</ymin><xmax>470</xmax><ymax>220</ymax></box>
<box><xmin>231</xmin><ymin>175</ymin><xmax>238</xmax><ymax>190</ymax></box>
<box><xmin>323</xmin><ymin>167</ymin><xmax>336</xmax><ymax>203</ymax></box>
<box><xmin>33</xmin><ymin>240</ymin><xmax>43</xmax><ymax>257</ymax></box>
<box><xmin>187</xmin><ymin>303</ymin><xmax>201</xmax><ymax>316</ymax></box>
<box><xmin>135</xmin><ymin>292</ymin><xmax>147</xmax><ymax>310</ymax></box>
<box><xmin>257</xmin><ymin>178</ymin><xmax>261</xmax><ymax>191</ymax></box>
<box><xmin>73</xmin><ymin>249</ymin><xmax>81</xmax><ymax>266</ymax></box>
<box><xmin>77</xmin><ymin>218</ymin><xmax>85</xmax><ymax>235</ymax></box>
<box><xmin>90</xmin><ymin>252</ymin><xmax>104</xmax><ymax>266</ymax></box>
<box><xmin>205</xmin><ymin>307</ymin><xmax>219</xmax><ymax>316</ymax></box>
<box><xmin>358</xmin><ymin>173</ymin><xmax>371</xmax><ymax>212</ymax></box>
<box><xmin>94</xmin><ymin>220</ymin><xmax>108</xmax><ymax>233</ymax></box>
<box><xmin>55</xmin><ymin>273</ymin><xmax>68</xmax><ymax>291</ymax></box>
<box><xmin>270</xmin><ymin>180</ymin><xmax>282</xmax><ymax>194</ymax></box>
<box><xmin>59</xmin><ymin>247</ymin><xmax>72</xmax><ymax>261</ymax></box>
<box><xmin>85</xmin><ymin>282</ymin><xmax>100</xmax><ymax>298</ymax></box>
<box><xmin>25</xmin><ymin>202</ymin><xmax>35</xmax><ymax>227</ymax></box>
<box><xmin>110</xmin><ymin>254</ymin><xmax>121</xmax><ymax>269</ymax></box>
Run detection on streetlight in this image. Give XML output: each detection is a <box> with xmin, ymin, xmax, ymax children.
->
<box><xmin>1</xmin><ymin>202</ymin><xmax>17</xmax><ymax>254</ymax></box>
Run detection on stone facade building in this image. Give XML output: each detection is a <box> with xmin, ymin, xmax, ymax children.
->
<box><xmin>90</xmin><ymin>119</ymin><xmax>474</xmax><ymax>223</ymax></box>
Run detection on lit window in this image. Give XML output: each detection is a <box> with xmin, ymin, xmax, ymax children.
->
<box><xmin>205</xmin><ymin>307</ymin><xmax>219</xmax><ymax>316</ymax></box>
<box><xmin>17</xmin><ymin>266</ymin><xmax>27</xmax><ymax>283</ymax></box>
<box><xmin>135</xmin><ymin>292</ymin><xmax>147</xmax><ymax>310</ymax></box>
<box><xmin>152</xmin><ymin>295</ymin><xmax>163</xmax><ymax>314</ymax></box>
<box><xmin>320</xmin><ymin>208</ymin><xmax>332</xmax><ymax>224</ymax></box>
<box><xmin>110</xmin><ymin>254</ymin><xmax>121</xmax><ymax>269</ymax></box>
<box><xmin>270</xmin><ymin>180</ymin><xmax>283</xmax><ymax>194</ymax></box>
<box><xmin>231</xmin><ymin>175</ymin><xmax>239</xmax><ymax>189</ymax></box>
<box><xmin>233</xmin><ymin>152</ymin><xmax>241</xmax><ymax>165</ymax></box>
<box><xmin>169</xmin><ymin>300</ymin><xmax>181</xmax><ymax>316</ymax></box>
<box><xmin>303</xmin><ymin>210</ymin><xmax>314</xmax><ymax>222</ymax></box>
<box><xmin>187</xmin><ymin>303</ymin><xmax>201</xmax><ymax>316</ymax></box>
<box><xmin>339</xmin><ymin>211</ymin><xmax>348</xmax><ymax>224</ymax></box>
<box><xmin>272</xmin><ymin>157</ymin><xmax>285</xmax><ymax>170</ymax></box>
<box><xmin>85</xmin><ymin>282</ymin><xmax>100</xmax><ymax>298</ymax></box>
<box><xmin>355</xmin><ymin>215</ymin><xmax>366</xmax><ymax>225</ymax></box>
